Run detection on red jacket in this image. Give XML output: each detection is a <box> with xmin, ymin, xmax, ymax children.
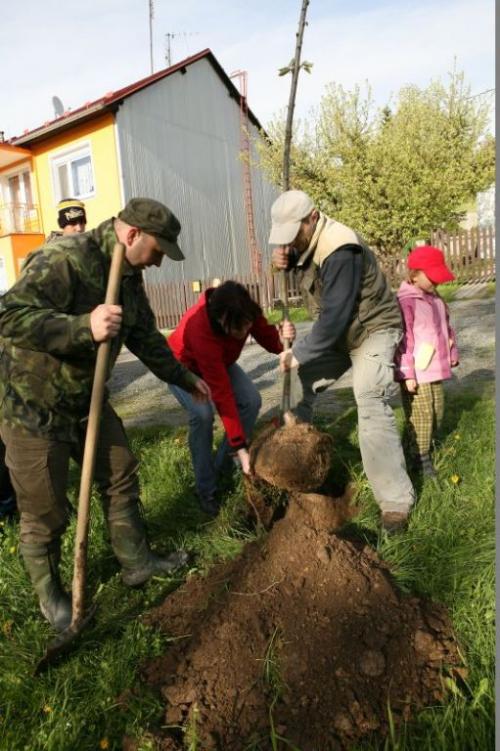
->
<box><xmin>167</xmin><ymin>290</ymin><xmax>283</xmax><ymax>448</ymax></box>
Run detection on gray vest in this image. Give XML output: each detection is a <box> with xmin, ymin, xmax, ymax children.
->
<box><xmin>296</xmin><ymin>215</ymin><xmax>401</xmax><ymax>349</ymax></box>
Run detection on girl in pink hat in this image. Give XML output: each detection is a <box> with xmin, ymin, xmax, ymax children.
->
<box><xmin>394</xmin><ymin>245</ymin><xmax>459</xmax><ymax>478</ymax></box>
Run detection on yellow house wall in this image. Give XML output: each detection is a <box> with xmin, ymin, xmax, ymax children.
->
<box><xmin>0</xmin><ymin>234</ymin><xmax>46</xmax><ymax>288</ymax></box>
<box><xmin>31</xmin><ymin>113</ymin><xmax>122</xmax><ymax>236</ymax></box>
<box><xmin>0</xmin><ymin>237</ymin><xmax>17</xmax><ymax>288</ymax></box>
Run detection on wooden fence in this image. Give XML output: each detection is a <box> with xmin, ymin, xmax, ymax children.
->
<box><xmin>381</xmin><ymin>226</ymin><xmax>495</xmax><ymax>286</ymax></box>
<box><xmin>145</xmin><ymin>226</ymin><xmax>495</xmax><ymax>329</ymax></box>
<box><xmin>145</xmin><ymin>274</ymin><xmax>271</xmax><ymax>330</ymax></box>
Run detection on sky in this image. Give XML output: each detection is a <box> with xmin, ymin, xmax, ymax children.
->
<box><xmin>0</xmin><ymin>0</ymin><xmax>495</xmax><ymax>140</ymax></box>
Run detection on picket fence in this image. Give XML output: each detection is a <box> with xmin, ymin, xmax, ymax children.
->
<box><xmin>145</xmin><ymin>226</ymin><xmax>495</xmax><ymax>330</ymax></box>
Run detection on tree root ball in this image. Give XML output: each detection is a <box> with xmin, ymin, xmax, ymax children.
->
<box><xmin>250</xmin><ymin>421</ymin><xmax>333</xmax><ymax>492</ymax></box>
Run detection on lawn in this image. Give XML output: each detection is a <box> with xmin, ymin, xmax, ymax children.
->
<box><xmin>0</xmin><ymin>388</ymin><xmax>494</xmax><ymax>751</ymax></box>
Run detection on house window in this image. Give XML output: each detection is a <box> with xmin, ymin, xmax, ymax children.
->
<box><xmin>0</xmin><ymin>168</ymin><xmax>36</xmax><ymax>233</ymax></box>
<box><xmin>51</xmin><ymin>143</ymin><xmax>95</xmax><ymax>202</ymax></box>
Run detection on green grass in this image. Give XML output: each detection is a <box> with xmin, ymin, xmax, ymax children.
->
<box><xmin>264</xmin><ymin>306</ymin><xmax>312</xmax><ymax>325</ymax></box>
<box><xmin>0</xmin><ymin>391</ymin><xmax>494</xmax><ymax>750</ymax></box>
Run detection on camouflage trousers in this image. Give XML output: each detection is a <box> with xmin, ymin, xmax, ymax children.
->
<box><xmin>401</xmin><ymin>381</ymin><xmax>445</xmax><ymax>457</ymax></box>
<box><xmin>0</xmin><ymin>403</ymin><xmax>140</xmax><ymax>546</ymax></box>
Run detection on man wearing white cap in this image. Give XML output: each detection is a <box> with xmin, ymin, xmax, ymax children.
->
<box><xmin>269</xmin><ymin>190</ymin><xmax>415</xmax><ymax>532</ymax></box>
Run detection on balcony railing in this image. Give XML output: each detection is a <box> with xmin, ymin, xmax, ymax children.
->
<box><xmin>0</xmin><ymin>202</ymin><xmax>42</xmax><ymax>235</ymax></box>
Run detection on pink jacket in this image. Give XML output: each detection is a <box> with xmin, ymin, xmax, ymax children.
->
<box><xmin>394</xmin><ymin>281</ymin><xmax>459</xmax><ymax>384</ymax></box>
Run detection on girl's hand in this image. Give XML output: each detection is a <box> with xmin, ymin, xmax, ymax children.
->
<box><xmin>405</xmin><ymin>378</ymin><xmax>418</xmax><ymax>393</ymax></box>
<box><xmin>451</xmin><ymin>360</ymin><xmax>459</xmax><ymax>368</ymax></box>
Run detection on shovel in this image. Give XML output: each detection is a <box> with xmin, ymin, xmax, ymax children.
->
<box><xmin>35</xmin><ymin>242</ymin><xmax>126</xmax><ymax>674</ymax></box>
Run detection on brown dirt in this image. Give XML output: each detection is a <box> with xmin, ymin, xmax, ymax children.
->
<box><xmin>140</xmin><ymin>492</ymin><xmax>463</xmax><ymax>750</ymax></box>
<box><xmin>250</xmin><ymin>421</ymin><xmax>333</xmax><ymax>492</ymax></box>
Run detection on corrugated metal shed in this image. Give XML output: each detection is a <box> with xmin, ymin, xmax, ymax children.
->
<box><xmin>115</xmin><ymin>56</ymin><xmax>278</xmax><ymax>284</ymax></box>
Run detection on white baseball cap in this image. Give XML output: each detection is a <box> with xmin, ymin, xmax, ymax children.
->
<box><xmin>268</xmin><ymin>190</ymin><xmax>315</xmax><ymax>245</ymax></box>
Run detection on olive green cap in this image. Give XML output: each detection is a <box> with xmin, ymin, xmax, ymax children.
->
<box><xmin>118</xmin><ymin>198</ymin><xmax>184</xmax><ymax>261</ymax></box>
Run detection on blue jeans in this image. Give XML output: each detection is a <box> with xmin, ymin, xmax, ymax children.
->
<box><xmin>294</xmin><ymin>328</ymin><xmax>415</xmax><ymax>514</ymax></box>
<box><xmin>169</xmin><ymin>363</ymin><xmax>262</xmax><ymax>501</ymax></box>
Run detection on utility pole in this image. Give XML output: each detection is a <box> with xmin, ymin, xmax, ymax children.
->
<box><xmin>149</xmin><ymin>0</ymin><xmax>154</xmax><ymax>74</ymax></box>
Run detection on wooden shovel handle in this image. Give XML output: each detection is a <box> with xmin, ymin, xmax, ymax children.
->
<box><xmin>280</xmin><ymin>269</ymin><xmax>291</xmax><ymax>415</ymax></box>
<box><xmin>71</xmin><ymin>242</ymin><xmax>126</xmax><ymax>625</ymax></box>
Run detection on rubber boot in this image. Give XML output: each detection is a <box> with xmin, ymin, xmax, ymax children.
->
<box><xmin>107</xmin><ymin>502</ymin><xmax>188</xmax><ymax>587</ymax></box>
<box><xmin>20</xmin><ymin>541</ymin><xmax>72</xmax><ymax>632</ymax></box>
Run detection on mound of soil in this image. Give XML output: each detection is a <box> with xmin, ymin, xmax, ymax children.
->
<box><xmin>250</xmin><ymin>421</ymin><xmax>333</xmax><ymax>492</ymax></box>
<box><xmin>140</xmin><ymin>492</ymin><xmax>463</xmax><ymax>750</ymax></box>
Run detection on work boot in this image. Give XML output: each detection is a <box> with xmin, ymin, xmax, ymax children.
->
<box><xmin>381</xmin><ymin>510</ymin><xmax>409</xmax><ymax>533</ymax></box>
<box><xmin>107</xmin><ymin>502</ymin><xmax>188</xmax><ymax>587</ymax></box>
<box><xmin>20</xmin><ymin>541</ymin><xmax>72</xmax><ymax>632</ymax></box>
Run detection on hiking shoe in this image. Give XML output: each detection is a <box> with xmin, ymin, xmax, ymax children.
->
<box><xmin>420</xmin><ymin>454</ymin><xmax>438</xmax><ymax>479</ymax></box>
<box><xmin>381</xmin><ymin>511</ymin><xmax>409</xmax><ymax>533</ymax></box>
<box><xmin>0</xmin><ymin>495</ymin><xmax>17</xmax><ymax>520</ymax></box>
<box><xmin>121</xmin><ymin>550</ymin><xmax>189</xmax><ymax>587</ymax></box>
<box><xmin>411</xmin><ymin>453</ymin><xmax>438</xmax><ymax>479</ymax></box>
<box><xmin>198</xmin><ymin>495</ymin><xmax>221</xmax><ymax>518</ymax></box>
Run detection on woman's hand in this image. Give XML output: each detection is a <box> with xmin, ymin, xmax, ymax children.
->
<box><xmin>279</xmin><ymin>320</ymin><xmax>296</xmax><ymax>343</ymax></box>
<box><xmin>191</xmin><ymin>378</ymin><xmax>212</xmax><ymax>402</ymax></box>
<box><xmin>236</xmin><ymin>448</ymin><xmax>251</xmax><ymax>475</ymax></box>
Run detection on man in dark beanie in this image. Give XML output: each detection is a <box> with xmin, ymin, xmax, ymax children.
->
<box><xmin>0</xmin><ymin>197</ymin><xmax>211</xmax><ymax>632</ymax></box>
<box><xmin>46</xmin><ymin>198</ymin><xmax>87</xmax><ymax>242</ymax></box>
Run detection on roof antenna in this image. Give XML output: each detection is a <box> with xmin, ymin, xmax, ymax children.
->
<box><xmin>52</xmin><ymin>96</ymin><xmax>65</xmax><ymax>118</ymax></box>
<box><xmin>149</xmin><ymin>0</ymin><xmax>154</xmax><ymax>73</ymax></box>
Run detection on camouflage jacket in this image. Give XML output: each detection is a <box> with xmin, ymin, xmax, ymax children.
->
<box><xmin>45</xmin><ymin>231</ymin><xmax>63</xmax><ymax>243</ymax></box>
<box><xmin>0</xmin><ymin>219</ymin><xmax>197</xmax><ymax>440</ymax></box>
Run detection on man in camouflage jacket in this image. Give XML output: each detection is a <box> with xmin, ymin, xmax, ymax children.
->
<box><xmin>0</xmin><ymin>198</ymin><xmax>210</xmax><ymax>632</ymax></box>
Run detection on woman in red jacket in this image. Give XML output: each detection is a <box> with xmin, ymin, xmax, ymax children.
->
<box><xmin>168</xmin><ymin>281</ymin><xmax>295</xmax><ymax>516</ymax></box>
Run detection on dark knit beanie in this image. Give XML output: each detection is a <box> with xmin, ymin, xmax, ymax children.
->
<box><xmin>57</xmin><ymin>198</ymin><xmax>86</xmax><ymax>228</ymax></box>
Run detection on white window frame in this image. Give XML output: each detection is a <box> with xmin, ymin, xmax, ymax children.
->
<box><xmin>0</xmin><ymin>163</ymin><xmax>33</xmax><ymax>206</ymax></box>
<box><xmin>50</xmin><ymin>141</ymin><xmax>96</xmax><ymax>203</ymax></box>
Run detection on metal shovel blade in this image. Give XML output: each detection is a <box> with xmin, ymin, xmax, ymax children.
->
<box><xmin>34</xmin><ymin>603</ymin><xmax>98</xmax><ymax>675</ymax></box>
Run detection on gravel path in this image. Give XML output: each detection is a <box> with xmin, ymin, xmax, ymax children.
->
<box><xmin>109</xmin><ymin>296</ymin><xmax>495</xmax><ymax>430</ymax></box>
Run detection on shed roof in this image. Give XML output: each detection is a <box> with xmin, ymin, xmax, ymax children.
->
<box><xmin>12</xmin><ymin>49</ymin><xmax>264</xmax><ymax>147</ymax></box>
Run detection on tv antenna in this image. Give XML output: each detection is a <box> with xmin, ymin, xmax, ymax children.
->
<box><xmin>52</xmin><ymin>96</ymin><xmax>65</xmax><ymax>118</ymax></box>
<box><xmin>148</xmin><ymin>0</ymin><xmax>154</xmax><ymax>73</ymax></box>
<box><xmin>165</xmin><ymin>32</ymin><xmax>200</xmax><ymax>67</ymax></box>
